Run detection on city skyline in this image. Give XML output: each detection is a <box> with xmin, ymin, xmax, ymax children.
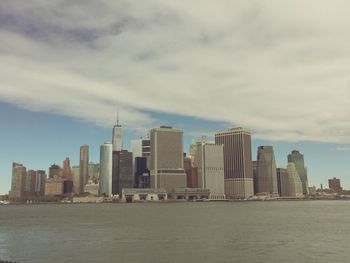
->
<box><xmin>1</xmin><ymin>1</ymin><xmax>350</xmax><ymax>195</ymax></box>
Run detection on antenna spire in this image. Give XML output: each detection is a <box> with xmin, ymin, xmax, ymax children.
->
<box><xmin>117</xmin><ymin>109</ymin><xmax>119</xmax><ymax>126</ymax></box>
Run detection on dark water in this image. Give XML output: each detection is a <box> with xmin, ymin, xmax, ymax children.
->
<box><xmin>0</xmin><ymin>201</ymin><xmax>349</xmax><ymax>263</ymax></box>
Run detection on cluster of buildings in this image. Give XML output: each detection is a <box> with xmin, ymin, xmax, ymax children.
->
<box><xmin>9</xmin><ymin>121</ymin><xmax>316</xmax><ymax>202</ymax></box>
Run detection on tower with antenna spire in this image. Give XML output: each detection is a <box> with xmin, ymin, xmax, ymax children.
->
<box><xmin>112</xmin><ymin>110</ymin><xmax>123</xmax><ymax>151</ymax></box>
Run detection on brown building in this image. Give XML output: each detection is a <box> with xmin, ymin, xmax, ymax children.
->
<box><xmin>277</xmin><ymin>168</ymin><xmax>288</xmax><ymax>197</ymax></box>
<box><xmin>328</xmin><ymin>177</ymin><xmax>342</xmax><ymax>194</ymax></box>
<box><xmin>49</xmin><ymin>164</ymin><xmax>62</xmax><ymax>179</ymax></box>
<box><xmin>9</xmin><ymin>162</ymin><xmax>26</xmax><ymax>201</ymax></box>
<box><xmin>215</xmin><ymin>128</ymin><xmax>254</xmax><ymax>199</ymax></box>
<box><xmin>45</xmin><ymin>178</ymin><xmax>64</xmax><ymax>196</ymax></box>
<box><xmin>80</xmin><ymin>145</ymin><xmax>89</xmax><ymax>192</ymax></box>
<box><xmin>184</xmin><ymin>157</ymin><xmax>198</xmax><ymax>188</ymax></box>
<box><xmin>62</xmin><ymin>157</ymin><xmax>72</xmax><ymax>180</ymax></box>
<box><xmin>25</xmin><ymin>170</ymin><xmax>37</xmax><ymax>197</ymax></box>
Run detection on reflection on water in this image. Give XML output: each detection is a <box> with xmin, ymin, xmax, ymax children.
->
<box><xmin>0</xmin><ymin>201</ymin><xmax>350</xmax><ymax>263</ymax></box>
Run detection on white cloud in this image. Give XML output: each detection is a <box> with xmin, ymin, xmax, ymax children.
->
<box><xmin>1</xmin><ymin>0</ymin><xmax>350</xmax><ymax>142</ymax></box>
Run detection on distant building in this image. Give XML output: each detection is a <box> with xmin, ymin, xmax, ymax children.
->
<box><xmin>122</xmin><ymin>188</ymin><xmax>167</xmax><ymax>202</ymax></box>
<box><xmin>9</xmin><ymin>162</ymin><xmax>26</xmax><ymax>201</ymax></box>
<box><xmin>252</xmin><ymin>161</ymin><xmax>258</xmax><ymax>194</ymax></box>
<box><xmin>112</xmin><ymin>150</ymin><xmax>133</xmax><ymax>196</ymax></box>
<box><xmin>49</xmin><ymin>164</ymin><xmax>62</xmax><ymax>179</ymax></box>
<box><xmin>134</xmin><ymin>157</ymin><xmax>150</xmax><ymax>188</ymax></box>
<box><xmin>150</xmin><ymin>126</ymin><xmax>187</xmax><ymax>193</ymax></box>
<box><xmin>215</xmin><ymin>127</ymin><xmax>254</xmax><ymax>199</ymax></box>
<box><xmin>112</xmin><ymin>121</ymin><xmax>123</xmax><ymax>152</ymax></box>
<box><xmin>71</xmin><ymin>165</ymin><xmax>80</xmax><ymax>194</ymax></box>
<box><xmin>25</xmin><ymin>170</ymin><xmax>37</xmax><ymax>197</ymax></box>
<box><xmin>288</xmin><ymin>150</ymin><xmax>309</xmax><ymax>195</ymax></box>
<box><xmin>195</xmin><ymin>140</ymin><xmax>225</xmax><ymax>199</ymax></box>
<box><xmin>88</xmin><ymin>163</ymin><xmax>100</xmax><ymax>184</ymax></box>
<box><xmin>256</xmin><ymin>146</ymin><xmax>278</xmax><ymax>196</ymax></box>
<box><xmin>35</xmin><ymin>170</ymin><xmax>46</xmax><ymax>196</ymax></box>
<box><xmin>63</xmin><ymin>180</ymin><xmax>73</xmax><ymax>194</ymax></box>
<box><xmin>80</xmin><ymin>145</ymin><xmax>89</xmax><ymax>191</ymax></box>
<box><xmin>278</xmin><ymin>163</ymin><xmax>303</xmax><ymax>197</ymax></box>
<box><xmin>45</xmin><ymin>178</ymin><xmax>64</xmax><ymax>196</ymax></box>
<box><xmin>328</xmin><ymin>177</ymin><xmax>342</xmax><ymax>194</ymax></box>
<box><xmin>184</xmin><ymin>157</ymin><xmax>198</xmax><ymax>188</ymax></box>
<box><xmin>84</xmin><ymin>182</ymin><xmax>99</xmax><ymax>196</ymax></box>
<box><xmin>99</xmin><ymin>142</ymin><xmax>113</xmax><ymax>197</ymax></box>
<box><xmin>62</xmin><ymin>157</ymin><xmax>72</xmax><ymax>180</ymax></box>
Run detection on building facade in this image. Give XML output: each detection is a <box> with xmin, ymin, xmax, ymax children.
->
<box><xmin>99</xmin><ymin>142</ymin><xmax>113</xmax><ymax>197</ymax></box>
<box><xmin>9</xmin><ymin>162</ymin><xmax>26</xmax><ymax>201</ymax></box>
<box><xmin>112</xmin><ymin>124</ymin><xmax>123</xmax><ymax>152</ymax></box>
<box><xmin>256</xmin><ymin>146</ymin><xmax>278</xmax><ymax>196</ymax></box>
<box><xmin>195</xmin><ymin>141</ymin><xmax>225</xmax><ymax>199</ymax></box>
<box><xmin>150</xmin><ymin>126</ymin><xmax>187</xmax><ymax>193</ymax></box>
<box><xmin>215</xmin><ymin>127</ymin><xmax>254</xmax><ymax>199</ymax></box>
<box><xmin>328</xmin><ymin>177</ymin><xmax>342</xmax><ymax>193</ymax></box>
<box><xmin>112</xmin><ymin>150</ymin><xmax>133</xmax><ymax>196</ymax></box>
<box><xmin>288</xmin><ymin>150</ymin><xmax>309</xmax><ymax>195</ymax></box>
<box><xmin>80</xmin><ymin>145</ymin><xmax>89</xmax><ymax>192</ymax></box>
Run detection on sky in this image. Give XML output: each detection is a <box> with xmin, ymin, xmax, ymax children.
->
<box><xmin>1</xmin><ymin>0</ymin><xmax>350</xmax><ymax>194</ymax></box>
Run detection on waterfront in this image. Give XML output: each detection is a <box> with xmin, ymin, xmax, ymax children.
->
<box><xmin>0</xmin><ymin>201</ymin><xmax>349</xmax><ymax>263</ymax></box>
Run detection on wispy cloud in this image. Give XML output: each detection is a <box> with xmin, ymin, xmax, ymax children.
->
<box><xmin>336</xmin><ymin>146</ymin><xmax>350</xmax><ymax>151</ymax></box>
<box><xmin>1</xmin><ymin>0</ymin><xmax>350</xmax><ymax>142</ymax></box>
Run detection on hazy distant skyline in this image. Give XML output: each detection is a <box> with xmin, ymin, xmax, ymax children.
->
<box><xmin>1</xmin><ymin>1</ymin><xmax>350</xmax><ymax>194</ymax></box>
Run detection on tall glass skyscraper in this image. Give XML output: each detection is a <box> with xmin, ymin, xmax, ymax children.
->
<box><xmin>288</xmin><ymin>150</ymin><xmax>309</xmax><ymax>195</ymax></box>
<box><xmin>256</xmin><ymin>146</ymin><xmax>278</xmax><ymax>196</ymax></box>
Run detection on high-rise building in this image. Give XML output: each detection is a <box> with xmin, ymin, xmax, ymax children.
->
<box><xmin>195</xmin><ymin>140</ymin><xmax>225</xmax><ymax>199</ymax></box>
<box><xmin>215</xmin><ymin>127</ymin><xmax>254</xmax><ymax>199</ymax></box>
<box><xmin>71</xmin><ymin>165</ymin><xmax>80</xmax><ymax>194</ymax></box>
<box><xmin>252</xmin><ymin>161</ymin><xmax>258</xmax><ymax>194</ymax></box>
<box><xmin>80</xmin><ymin>145</ymin><xmax>89</xmax><ymax>192</ymax></box>
<box><xmin>9</xmin><ymin>162</ymin><xmax>26</xmax><ymax>201</ymax></box>
<box><xmin>25</xmin><ymin>170</ymin><xmax>37</xmax><ymax>197</ymax></box>
<box><xmin>99</xmin><ymin>142</ymin><xmax>113</xmax><ymax>197</ymax></box>
<box><xmin>112</xmin><ymin>150</ymin><xmax>133</xmax><ymax>195</ymax></box>
<box><xmin>278</xmin><ymin>163</ymin><xmax>303</xmax><ymax>197</ymax></box>
<box><xmin>132</xmin><ymin>137</ymin><xmax>151</xmax><ymax>187</ymax></box>
<box><xmin>134</xmin><ymin>157</ymin><xmax>150</xmax><ymax>188</ymax></box>
<box><xmin>184</xmin><ymin>157</ymin><xmax>198</xmax><ymax>188</ymax></box>
<box><xmin>256</xmin><ymin>146</ymin><xmax>278</xmax><ymax>196</ymax></box>
<box><xmin>150</xmin><ymin>126</ymin><xmax>187</xmax><ymax>193</ymax></box>
<box><xmin>328</xmin><ymin>177</ymin><xmax>342</xmax><ymax>193</ymax></box>
<box><xmin>288</xmin><ymin>150</ymin><xmax>309</xmax><ymax>195</ymax></box>
<box><xmin>112</xmin><ymin>120</ymin><xmax>123</xmax><ymax>152</ymax></box>
<box><xmin>35</xmin><ymin>170</ymin><xmax>46</xmax><ymax>196</ymax></box>
<box><xmin>62</xmin><ymin>157</ymin><xmax>72</xmax><ymax>180</ymax></box>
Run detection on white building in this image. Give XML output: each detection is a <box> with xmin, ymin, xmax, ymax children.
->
<box><xmin>99</xmin><ymin>142</ymin><xmax>113</xmax><ymax>197</ymax></box>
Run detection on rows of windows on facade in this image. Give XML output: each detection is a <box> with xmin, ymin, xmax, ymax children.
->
<box><xmin>7</xmin><ymin>122</ymin><xmax>341</xmax><ymax>203</ymax></box>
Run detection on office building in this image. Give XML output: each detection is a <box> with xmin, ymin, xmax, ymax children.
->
<box><xmin>288</xmin><ymin>150</ymin><xmax>309</xmax><ymax>195</ymax></box>
<box><xmin>112</xmin><ymin>119</ymin><xmax>123</xmax><ymax>152</ymax></box>
<box><xmin>99</xmin><ymin>142</ymin><xmax>113</xmax><ymax>197</ymax></box>
<box><xmin>256</xmin><ymin>146</ymin><xmax>278</xmax><ymax>196</ymax></box>
<box><xmin>25</xmin><ymin>170</ymin><xmax>37</xmax><ymax>197</ymax></box>
<box><xmin>184</xmin><ymin>157</ymin><xmax>198</xmax><ymax>188</ymax></box>
<box><xmin>9</xmin><ymin>162</ymin><xmax>26</xmax><ymax>201</ymax></box>
<box><xmin>134</xmin><ymin>157</ymin><xmax>150</xmax><ymax>188</ymax></box>
<box><xmin>35</xmin><ymin>170</ymin><xmax>46</xmax><ymax>196</ymax></box>
<box><xmin>215</xmin><ymin>127</ymin><xmax>254</xmax><ymax>199</ymax></box>
<box><xmin>88</xmin><ymin>162</ymin><xmax>100</xmax><ymax>184</ymax></box>
<box><xmin>279</xmin><ymin>163</ymin><xmax>303</xmax><ymax>197</ymax></box>
<box><xmin>252</xmin><ymin>161</ymin><xmax>258</xmax><ymax>194</ymax></box>
<box><xmin>45</xmin><ymin>178</ymin><xmax>64</xmax><ymax>196</ymax></box>
<box><xmin>71</xmin><ymin>165</ymin><xmax>80</xmax><ymax>194</ymax></box>
<box><xmin>62</xmin><ymin>157</ymin><xmax>72</xmax><ymax>180</ymax></box>
<box><xmin>328</xmin><ymin>177</ymin><xmax>342</xmax><ymax>193</ymax></box>
<box><xmin>150</xmin><ymin>126</ymin><xmax>187</xmax><ymax>193</ymax></box>
<box><xmin>80</xmin><ymin>145</ymin><xmax>89</xmax><ymax>192</ymax></box>
<box><xmin>195</xmin><ymin>140</ymin><xmax>225</xmax><ymax>199</ymax></box>
<box><xmin>112</xmin><ymin>150</ymin><xmax>133</xmax><ymax>196</ymax></box>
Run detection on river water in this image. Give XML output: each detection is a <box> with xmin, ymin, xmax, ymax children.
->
<box><xmin>0</xmin><ymin>201</ymin><xmax>349</xmax><ymax>263</ymax></box>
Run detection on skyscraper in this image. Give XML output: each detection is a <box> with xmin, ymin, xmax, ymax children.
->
<box><xmin>285</xmin><ymin>163</ymin><xmax>303</xmax><ymax>197</ymax></box>
<box><xmin>35</xmin><ymin>170</ymin><xmax>46</xmax><ymax>196</ymax></box>
<box><xmin>112</xmin><ymin>118</ymin><xmax>123</xmax><ymax>152</ymax></box>
<box><xmin>112</xmin><ymin>150</ymin><xmax>133</xmax><ymax>195</ymax></box>
<box><xmin>215</xmin><ymin>127</ymin><xmax>254</xmax><ymax>199</ymax></box>
<box><xmin>80</xmin><ymin>145</ymin><xmax>89</xmax><ymax>193</ymax></box>
<box><xmin>62</xmin><ymin>157</ymin><xmax>72</xmax><ymax>180</ymax></box>
<box><xmin>99</xmin><ymin>142</ymin><xmax>113</xmax><ymax>197</ymax></box>
<box><xmin>71</xmin><ymin>165</ymin><xmax>80</xmax><ymax>194</ymax></box>
<box><xmin>150</xmin><ymin>126</ymin><xmax>186</xmax><ymax>193</ymax></box>
<box><xmin>9</xmin><ymin>162</ymin><xmax>26</xmax><ymax>201</ymax></box>
<box><xmin>25</xmin><ymin>170</ymin><xmax>37</xmax><ymax>197</ymax></box>
<box><xmin>256</xmin><ymin>146</ymin><xmax>278</xmax><ymax>196</ymax></box>
<box><xmin>288</xmin><ymin>150</ymin><xmax>309</xmax><ymax>195</ymax></box>
<box><xmin>195</xmin><ymin>140</ymin><xmax>225</xmax><ymax>199</ymax></box>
